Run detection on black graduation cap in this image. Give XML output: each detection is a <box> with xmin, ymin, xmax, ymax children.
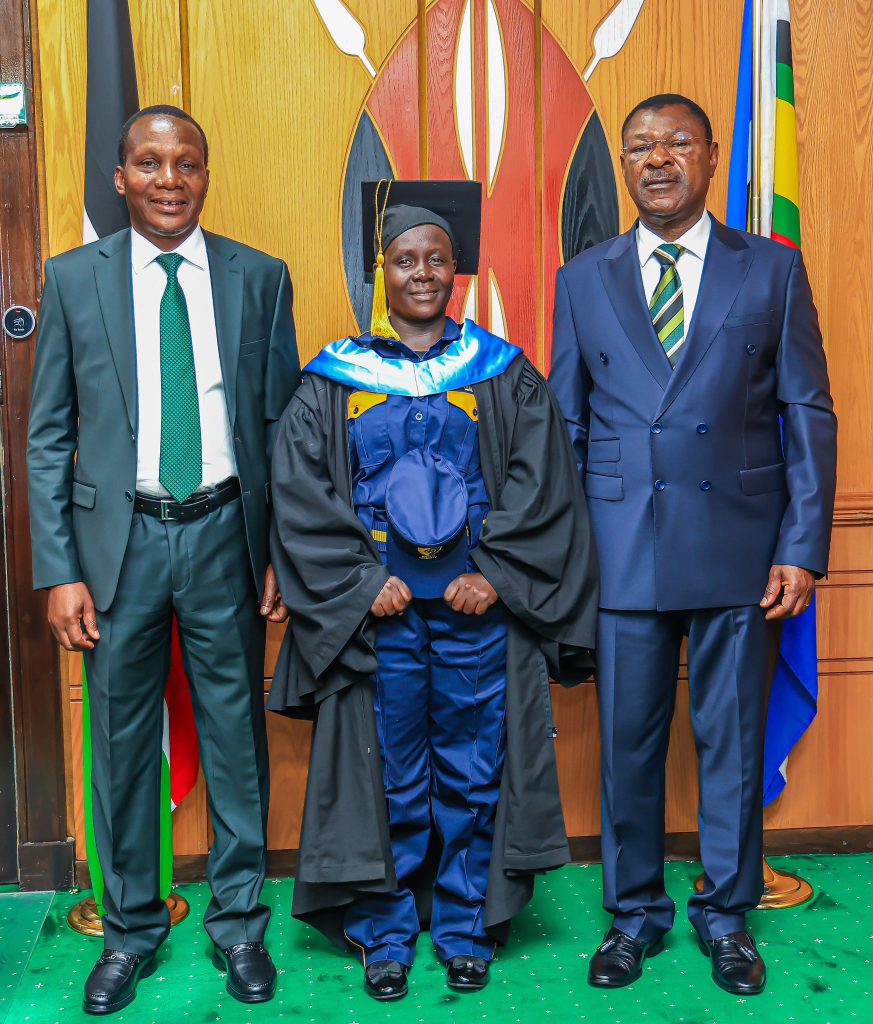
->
<box><xmin>361</xmin><ymin>179</ymin><xmax>482</xmax><ymax>278</ymax></box>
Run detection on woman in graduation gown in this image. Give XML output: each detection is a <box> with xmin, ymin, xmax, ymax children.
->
<box><xmin>268</xmin><ymin>180</ymin><xmax>599</xmax><ymax>1001</ymax></box>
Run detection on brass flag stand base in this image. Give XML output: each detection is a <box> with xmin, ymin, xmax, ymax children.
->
<box><xmin>67</xmin><ymin>893</ymin><xmax>190</xmax><ymax>936</ymax></box>
<box><xmin>694</xmin><ymin>857</ymin><xmax>814</xmax><ymax>909</ymax></box>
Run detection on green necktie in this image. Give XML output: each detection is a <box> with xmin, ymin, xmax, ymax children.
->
<box><xmin>156</xmin><ymin>253</ymin><xmax>202</xmax><ymax>502</ymax></box>
<box><xmin>649</xmin><ymin>243</ymin><xmax>686</xmax><ymax>367</ymax></box>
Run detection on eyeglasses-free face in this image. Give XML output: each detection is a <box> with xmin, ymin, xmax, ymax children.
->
<box><xmin>620</xmin><ymin>103</ymin><xmax>719</xmax><ymax>234</ymax></box>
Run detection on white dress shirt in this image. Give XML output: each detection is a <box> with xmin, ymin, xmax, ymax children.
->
<box><xmin>637</xmin><ymin>210</ymin><xmax>712</xmax><ymax>334</ymax></box>
<box><xmin>130</xmin><ymin>227</ymin><xmax>236</xmax><ymax>496</ymax></box>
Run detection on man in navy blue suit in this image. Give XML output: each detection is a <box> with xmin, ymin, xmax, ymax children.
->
<box><xmin>550</xmin><ymin>94</ymin><xmax>836</xmax><ymax>996</ymax></box>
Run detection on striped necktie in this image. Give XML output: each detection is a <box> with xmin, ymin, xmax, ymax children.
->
<box><xmin>156</xmin><ymin>253</ymin><xmax>202</xmax><ymax>502</ymax></box>
<box><xmin>649</xmin><ymin>243</ymin><xmax>686</xmax><ymax>367</ymax></box>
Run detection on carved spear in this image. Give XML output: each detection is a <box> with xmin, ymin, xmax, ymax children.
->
<box><xmin>311</xmin><ymin>0</ymin><xmax>377</xmax><ymax>78</ymax></box>
<box><xmin>584</xmin><ymin>0</ymin><xmax>648</xmax><ymax>81</ymax></box>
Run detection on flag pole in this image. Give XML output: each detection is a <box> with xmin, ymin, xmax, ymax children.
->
<box><xmin>750</xmin><ymin>0</ymin><xmax>763</xmax><ymax>234</ymax></box>
<box><xmin>753</xmin><ymin>0</ymin><xmax>812</xmax><ymax>909</ymax></box>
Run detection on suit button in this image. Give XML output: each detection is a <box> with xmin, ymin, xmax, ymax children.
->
<box><xmin>654</xmin><ymin>479</ymin><xmax>666</xmax><ymax>492</ymax></box>
<box><xmin>125</xmin><ymin>490</ymin><xmax>133</xmax><ymax>501</ymax></box>
<box><xmin>414</xmin><ymin>412</ymin><xmax>423</xmax><ymax>421</ymax></box>
<box><xmin>651</xmin><ymin>423</ymin><xmax>663</xmax><ymax>434</ymax></box>
<box><xmin>697</xmin><ymin>422</ymin><xmax>709</xmax><ymax>434</ymax></box>
<box><xmin>700</xmin><ymin>480</ymin><xmax>712</xmax><ymax>491</ymax></box>
<box><xmin>746</xmin><ymin>343</ymin><xmax>757</xmax><ymax>355</ymax></box>
<box><xmin>599</xmin><ymin>352</ymin><xmax>608</xmax><ymax>364</ymax></box>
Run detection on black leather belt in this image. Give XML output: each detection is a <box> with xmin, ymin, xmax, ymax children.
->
<box><xmin>134</xmin><ymin>477</ymin><xmax>241</xmax><ymax>522</ymax></box>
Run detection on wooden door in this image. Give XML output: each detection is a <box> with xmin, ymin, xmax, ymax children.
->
<box><xmin>0</xmin><ymin>0</ymin><xmax>73</xmax><ymax>890</ymax></box>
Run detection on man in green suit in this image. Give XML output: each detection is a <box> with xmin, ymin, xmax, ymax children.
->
<box><xmin>27</xmin><ymin>106</ymin><xmax>300</xmax><ymax>1014</ymax></box>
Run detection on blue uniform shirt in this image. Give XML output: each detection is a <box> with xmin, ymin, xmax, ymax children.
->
<box><xmin>348</xmin><ymin>318</ymin><xmax>489</xmax><ymax>560</ymax></box>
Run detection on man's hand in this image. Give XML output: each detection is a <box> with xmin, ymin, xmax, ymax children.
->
<box><xmin>444</xmin><ymin>573</ymin><xmax>498</xmax><ymax>615</ymax></box>
<box><xmin>760</xmin><ymin>564</ymin><xmax>816</xmax><ymax>620</ymax></box>
<box><xmin>260</xmin><ymin>563</ymin><xmax>289</xmax><ymax>623</ymax></box>
<box><xmin>371</xmin><ymin>576</ymin><xmax>412</xmax><ymax>617</ymax></box>
<box><xmin>47</xmin><ymin>582</ymin><xmax>100</xmax><ymax>651</ymax></box>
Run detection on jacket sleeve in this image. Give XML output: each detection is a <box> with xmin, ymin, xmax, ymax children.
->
<box><xmin>773</xmin><ymin>250</ymin><xmax>837</xmax><ymax>576</ymax></box>
<box><xmin>265</xmin><ymin>261</ymin><xmax>302</xmax><ymax>462</ymax></box>
<box><xmin>548</xmin><ymin>267</ymin><xmax>591</xmax><ymax>478</ymax></box>
<box><xmin>27</xmin><ymin>259</ymin><xmax>83</xmax><ymax>590</ymax></box>
<box><xmin>269</xmin><ymin>380</ymin><xmax>389</xmax><ymax>685</ymax></box>
<box><xmin>472</xmin><ymin>360</ymin><xmax>599</xmax><ymax>678</ymax></box>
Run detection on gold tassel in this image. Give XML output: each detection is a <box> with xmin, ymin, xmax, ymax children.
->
<box><xmin>370</xmin><ymin>180</ymin><xmax>402</xmax><ymax>341</ymax></box>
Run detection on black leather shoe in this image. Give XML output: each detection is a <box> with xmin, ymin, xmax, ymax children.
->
<box><xmin>212</xmin><ymin>942</ymin><xmax>277</xmax><ymax>1003</ymax></box>
<box><xmin>446</xmin><ymin>955</ymin><xmax>490</xmax><ymax>991</ymax></box>
<box><xmin>698</xmin><ymin>931</ymin><xmax>766</xmax><ymax>995</ymax></box>
<box><xmin>364</xmin><ymin>960</ymin><xmax>409</xmax><ymax>1002</ymax></box>
<box><xmin>83</xmin><ymin>949</ymin><xmax>157</xmax><ymax>1015</ymax></box>
<box><xmin>588</xmin><ymin>927</ymin><xmax>664</xmax><ymax>988</ymax></box>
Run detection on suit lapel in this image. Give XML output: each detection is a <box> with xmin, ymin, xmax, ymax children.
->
<box><xmin>205</xmin><ymin>232</ymin><xmax>243</xmax><ymax>430</ymax></box>
<box><xmin>598</xmin><ymin>228</ymin><xmax>673</xmax><ymax>390</ymax></box>
<box><xmin>657</xmin><ymin>219</ymin><xmax>753</xmax><ymax>417</ymax></box>
<box><xmin>94</xmin><ymin>230</ymin><xmax>137</xmax><ymax>432</ymax></box>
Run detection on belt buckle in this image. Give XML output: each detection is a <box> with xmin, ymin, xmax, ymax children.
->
<box><xmin>160</xmin><ymin>499</ymin><xmax>172</xmax><ymax>522</ymax></box>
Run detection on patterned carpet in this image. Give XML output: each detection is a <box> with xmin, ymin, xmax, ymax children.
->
<box><xmin>2</xmin><ymin>855</ymin><xmax>870</xmax><ymax>1023</ymax></box>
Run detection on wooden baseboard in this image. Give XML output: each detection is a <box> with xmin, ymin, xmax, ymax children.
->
<box><xmin>569</xmin><ymin>825</ymin><xmax>873</xmax><ymax>863</ymax></box>
<box><xmin>72</xmin><ymin>826</ymin><xmax>873</xmax><ymax>889</ymax></box>
<box><xmin>19</xmin><ymin>839</ymin><xmax>75</xmax><ymax>891</ymax></box>
<box><xmin>75</xmin><ymin>848</ymin><xmax>300</xmax><ymax>890</ymax></box>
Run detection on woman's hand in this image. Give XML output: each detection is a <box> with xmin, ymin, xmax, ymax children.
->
<box><xmin>260</xmin><ymin>563</ymin><xmax>290</xmax><ymax>623</ymax></box>
<box><xmin>444</xmin><ymin>573</ymin><xmax>498</xmax><ymax>615</ymax></box>
<box><xmin>371</xmin><ymin>576</ymin><xmax>413</xmax><ymax>617</ymax></box>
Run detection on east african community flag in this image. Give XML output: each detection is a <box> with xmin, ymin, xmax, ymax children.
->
<box><xmin>728</xmin><ymin>0</ymin><xmax>817</xmax><ymax>807</ymax></box>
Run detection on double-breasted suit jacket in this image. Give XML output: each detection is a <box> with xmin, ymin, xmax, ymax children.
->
<box><xmin>551</xmin><ymin>215</ymin><xmax>836</xmax><ymax>611</ymax></box>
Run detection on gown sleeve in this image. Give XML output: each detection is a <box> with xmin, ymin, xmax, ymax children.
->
<box><xmin>268</xmin><ymin>377</ymin><xmax>390</xmax><ymax>708</ymax></box>
<box><xmin>472</xmin><ymin>359</ymin><xmax>599</xmax><ymax>682</ymax></box>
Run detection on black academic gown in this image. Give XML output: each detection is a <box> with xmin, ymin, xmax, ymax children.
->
<box><xmin>268</xmin><ymin>352</ymin><xmax>599</xmax><ymax>948</ymax></box>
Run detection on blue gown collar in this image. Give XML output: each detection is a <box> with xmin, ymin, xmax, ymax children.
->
<box><xmin>304</xmin><ymin>320</ymin><xmax>522</xmax><ymax>397</ymax></box>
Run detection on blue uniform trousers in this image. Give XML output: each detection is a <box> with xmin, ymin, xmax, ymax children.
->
<box><xmin>596</xmin><ymin>606</ymin><xmax>780</xmax><ymax>943</ymax></box>
<box><xmin>344</xmin><ymin>598</ymin><xmax>507</xmax><ymax>965</ymax></box>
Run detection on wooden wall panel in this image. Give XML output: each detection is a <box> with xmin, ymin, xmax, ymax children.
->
<box><xmin>542</xmin><ymin>0</ymin><xmax>741</xmax><ymax>235</ymax></box>
<box><xmin>36</xmin><ymin>0</ymin><xmax>183</xmax><ymax>263</ymax></box>
<box><xmin>791</xmin><ymin>1</ymin><xmax>873</xmax><ymax>499</ymax></box>
<box><xmin>33</xmin><ymin>0</ymin><xmax>873</xmax><ymax>867</ymax></box>
<box><xmin>185</xmin><ymin>0</ymin><xmax>418</xmax><ymax>364</ymax></box>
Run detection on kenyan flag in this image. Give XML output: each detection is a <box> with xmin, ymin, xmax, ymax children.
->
<box><xmin>82</xmin><ymin>622</ymin><xmax>199</xmax><ymax>913</ymax></box>
<box><xmin>81</xmin><ymin>2</ymin><xmax>201</xmax><ymax>911</ymax></box>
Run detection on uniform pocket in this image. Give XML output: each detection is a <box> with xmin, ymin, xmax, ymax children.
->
<box><xmin>349</xmin><ymin>402</ymin><xmax>393</xmax><ymax>467</ymax></box>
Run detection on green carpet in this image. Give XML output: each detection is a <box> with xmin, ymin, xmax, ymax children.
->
<box><xmin>0</xmin><ymin>891</ymin><xmax>53</xmax><ymax>1024</ymax></box>
<box><xmin>3</xmin><ymin>855</ymin><xmax>871</xmax><ymax>1023</ymax></box>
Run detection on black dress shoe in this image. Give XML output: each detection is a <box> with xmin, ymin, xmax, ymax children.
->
<box><xmin>698</xmin><ymin>931</ymin><xmax>766</xmax><ymax>995</ymax></box>
<box><xmin>364</xmin><ymin>960</ymin><xmax>409</xmax><ymax>1002</ymax></box>
<box><xmin>83</xmin><ymin>949</ymin><xmax>156</xmax><ymax>1015</ymax></box>
<box><xmin>212</xmin><ymin>942</ymin><xmax>277</xmax><ymax>1003</ymax></box>
<box><xmin>588</xmin><ymin>927</ymin><xmax>664</xmax><ymax>988</ymax></box>
<box><xmin>446</xmin><ymin>955</ymin><xmax>490</xmax><ymax>991</ymax></box>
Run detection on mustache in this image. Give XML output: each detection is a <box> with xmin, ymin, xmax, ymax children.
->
<box><xmin>641</xmin><ymin>172</ymin><xmax>680</xmax><ymax>186</ymax></box>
